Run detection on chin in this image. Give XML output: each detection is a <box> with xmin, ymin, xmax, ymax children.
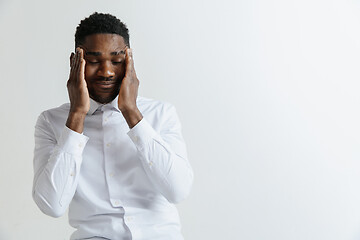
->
<box><xmin>91</xmin><ymin>94</ymin><xmax>117</xmax><ymax>104</ymax></box>
<box><xmin>89</xmin><ymin>85</ymin><xmax>120</xmax><ymax>104</ymax></box>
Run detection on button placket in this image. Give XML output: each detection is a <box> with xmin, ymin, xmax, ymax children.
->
<box><xmin>103</xmin><ymin>115</ymin><xmax>108</xmax><ymax>124</ymax></box>
<box><xmin>103</xmin><ymin>109</ymin><xmax>124</xmax><ymax>208</ymax></box>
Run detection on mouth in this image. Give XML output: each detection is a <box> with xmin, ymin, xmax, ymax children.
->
<box><xmin>95</xmin><ymin>81</ymin><xmax>117</xmax><ymax>88</ymax></box>
<box><xmin>93</xmin><ymin>81</ymin><xmax>119</xmax><ymax>94</ymax></box>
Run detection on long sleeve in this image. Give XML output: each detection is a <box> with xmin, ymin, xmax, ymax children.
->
<box><xmin>32</xmin><ymin>113</ymin><xmax>89</xmax><ymax>217</ymax></box>
<box><xmin>127</xmin><ymin>104</ymin><xmax>193</xmax><ymax>204</ymax></box>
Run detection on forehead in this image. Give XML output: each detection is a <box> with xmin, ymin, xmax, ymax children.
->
<box><xmin>81</xmin><ymin>34</ymin><xmax>126</xmax><ymax>52</ymax></box>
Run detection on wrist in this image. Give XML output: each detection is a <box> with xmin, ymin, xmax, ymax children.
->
<box><xmin>69</xmin><ymin>107</ymin><xmax>88</xmax><ymax>116</ymax></box>
<box><xmin>121</xmin><ymin>107</ymin><xmax>143</xmax><ymax>129</ymax></box>
<box><xmin>66</xmin><ymin>111</ymin><xmax>86</xmax><ymax>133</ymax></box>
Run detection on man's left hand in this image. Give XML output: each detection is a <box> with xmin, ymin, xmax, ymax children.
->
<box><xmin>118</xmin><ymin>48</ymin><xmax>143</xmax><ymax>128</ymax></box>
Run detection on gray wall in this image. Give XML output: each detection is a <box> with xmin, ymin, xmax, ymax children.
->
<box><xmin>1</xmin><ymin>0</ymin><xmax>360</xmax><ymax>239</ymax></box>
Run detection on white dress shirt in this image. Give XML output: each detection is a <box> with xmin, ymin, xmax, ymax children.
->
<box><xmin>32</xmin><ymin>96</ymin><xmax>193</xmax><ymax>240</ymax></box>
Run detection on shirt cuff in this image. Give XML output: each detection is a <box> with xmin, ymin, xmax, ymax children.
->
<box><xmin>127</xmin><ymin>118</ymin><xmax>157</xmax><ymax>150</ymax></box>
<box><xmin>57</xmin><ymin>126</ymin><xmax>89</xmax><ymax>156</ymax></box>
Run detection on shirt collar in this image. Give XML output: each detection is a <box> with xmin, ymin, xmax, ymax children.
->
<box><xmin>87</xmin><ymin>95</ymin><xmax>121</xmax><ymax>115</ymax></box>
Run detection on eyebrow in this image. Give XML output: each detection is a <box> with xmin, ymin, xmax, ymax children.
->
<box><xmin>85</xmin><ymin>50</ymin><xmax>126</xmax><ymax>56</ymax></box>
<box><xmin>111</xmin><ymin>50</ymin><xmax>126</xmax><ymax>56</ymax></box>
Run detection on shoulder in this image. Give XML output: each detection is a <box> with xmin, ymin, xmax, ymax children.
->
<box><xmin>136</xmin><ymin>97</ymin><xmax>180</xmax><ymax>129</ymax></box>
<box><xmin>37</xmin><ymin>103</ymin><xmax>70</xmax><ymax>123</ymax></box>
<box><xmin>137</xmin><ymin>96</ymin><xmax>176</xmax><ymax>114</ymax></box>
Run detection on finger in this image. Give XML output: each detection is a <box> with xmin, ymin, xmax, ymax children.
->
<box><xmin>72</xmin><ymin>50</ymin><xmax>77</xmax><ymax>70</ymax></box>
<box><xmin>70</xmin><ymin>52</ymin><xmax>75</xmax><ymax>68</ymax></box>
<box><xmin>69</xmin><ymin>52</ymin><xmax>76</xmax><ymax>81</ymax></box>
<box><xmin>74</xmin><ymin>48</ymin><xmax>80</xmax><ymax>74</ymax></box>
<box><xmin>128</xmin><ymin>48</ymin><xmax>137</xmax><ymax>78</ymax></box>
<box><xmin>122</xmin><ymin>46</ymin><xmax>128</xmax><ymax>55</ymax></box>
<box><xmin>125</xmin><ymin>48</ymin><xmax>133</xmax><ymax>77</ymax></box>
<box><xmin>76</xmin><ymin>48</ymin><xmax>82</xmax><ymax>79</ymax></box>
<box><xmin>74</xmin><ymin>48</ymin><xmax>80</xmax><ymax>81</ymax></box>
<box><xmin>78</xmin><ymin>47</ymin><xmax>84</xmax><ymax>61</ymax></box>
<box><xmin>78</xmin><ymin>48</ymin><xmax>86</xmax><ymax>84</ymax></box>
<box><xmin>71</xmin><ymin>51</ymin><xmax>80</xmax><ymax>80</ymax></box>
<box><xmin>70</xmin><ymin>51</ymin><xmax>78</xmax><ymax>82</ymax></box>
<box><xmin>128</xmin><ymin>48</ymin><xmax>134</xmax><ymax>67</ymax></box>
<box><xmin>129</xmin><ymin>48</ymin><xmax>136</xmax><ymax>72</ymax></box>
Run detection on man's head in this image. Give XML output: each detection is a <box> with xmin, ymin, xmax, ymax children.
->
<box><xmin>75</xmin><ymin>12</ymin><xmax>130</xmax><ymax>48</ymax></box>
<box><xmin>74</xmin><ymin>13</ymin><xmax>130</xmax><ymax>104</ymax></box>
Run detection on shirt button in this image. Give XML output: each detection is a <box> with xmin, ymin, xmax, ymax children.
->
<box><xmin>70</xmin><ymin>172</ymin><xmax>75</xmax><ymax>176</ymax></box>
<box><xmin>114</xmin><ymin>200</ymin><xmax>120</xmax><ymax>205</ymax></box>
<box><xmin>109</xmin><ymin>172</ymin><xmax>114</xmax><ymax>177</ymax></box>
<box><xmin>78</xmin><ymin>143</ymin><xmax>83</xmax><ymax>148</ymax></box>
<box><xmin>133</xmin><ymin>136</ymin><xmax>139</xmax><ymax>142</ymax></box>
<box><xmin>106</xmin><ymin>143</ymin><xmax>111</xmax><ymax>147</ymax></box>
<box><xmin>149</xmin><ymin>161</ymin><xmax>153</xmax><ymax>166</ymax></box>
<box><xmin>126</xmin><ymin>216</ymin><xmax>133</xmax><ymax>221</ymax></box>
<box><xmin>104</xmin><ymin>117</ymin><xmax>108</xmax><ymax>122</ymax></box>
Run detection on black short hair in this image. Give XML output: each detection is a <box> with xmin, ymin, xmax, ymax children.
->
<box><xmin>75</xmin><ymin>12</ymin><xmax>130</xmax><ymax>47</ymax></box>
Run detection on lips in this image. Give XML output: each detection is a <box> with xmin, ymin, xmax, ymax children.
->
<box><xmin>95</xmin><ymin>81</ymin><xmax>116</xmax><ymax>86</ymax></box>
<box><xmin>93</xmin><ymin>81</ymin><xmax>118</xmax><ymax>92</ymax></box>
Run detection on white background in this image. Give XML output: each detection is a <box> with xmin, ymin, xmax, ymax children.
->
<box><xmin>1</xmin><ymin>0</ymin><xmax>360</xmax><ymax>239</ymax></box>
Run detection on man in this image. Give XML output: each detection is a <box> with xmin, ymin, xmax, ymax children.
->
<box><xmin>32</xmin><ymin>12</ymin><xmax>193</xmax><ymax>240</ymax></box>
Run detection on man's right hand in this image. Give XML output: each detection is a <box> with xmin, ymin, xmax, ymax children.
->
<box><xmin>66</xmin><ymin>47</ymin><xmax>90</xmax><ymax>133</ymax></box>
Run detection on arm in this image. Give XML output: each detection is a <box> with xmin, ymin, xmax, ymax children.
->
<box><xmin>32</xmin><ymin>48</ymin><xmax>90</xmax><ymax>217</ymax></box>
<box><xmin>32</xmin><ymin>114</ymin><xmax>88</xmax><ymax>217</ymax></box>
<box><xmin>118</xmin><ymin>49</ymin><xmax>193</xmax><ymax>204</ymax></box>
<box><xmin>128</xmin><ymin>104</ymin><xmax>194</xmax><ymax>204</ymax></box>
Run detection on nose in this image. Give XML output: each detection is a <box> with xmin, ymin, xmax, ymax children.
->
<box><xmin>97</xmin><ymin>61</ymin><xmax>115</xmax><ymax>78</ymax></box>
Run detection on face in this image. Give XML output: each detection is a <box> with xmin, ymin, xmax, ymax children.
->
<box><xmin>79</xmin><ymin>34</ymin><xmax>127</xmax><ymax>104</ymax></box>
